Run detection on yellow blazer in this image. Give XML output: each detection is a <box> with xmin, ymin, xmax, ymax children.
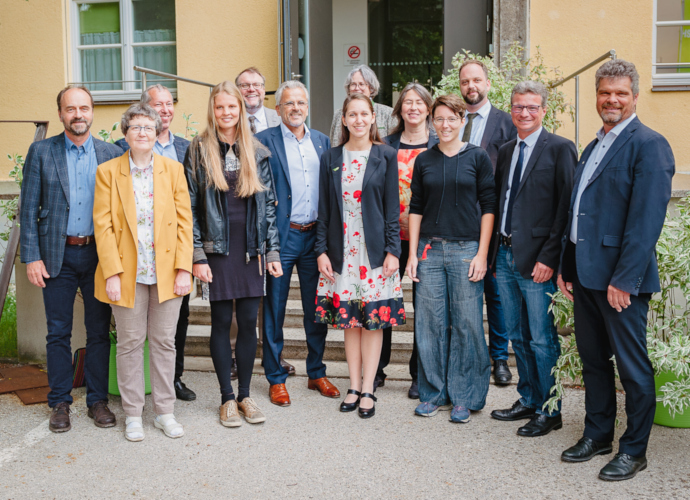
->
<box><xmin>93</xmin><ymin>152</ymin><xmax>193</xmax><ymax>308</ymax></box>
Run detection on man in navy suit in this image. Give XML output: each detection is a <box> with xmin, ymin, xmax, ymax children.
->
<box><xmin>20</xmin><ymin>86</ymin><xmax>123</xmax><ymax>433</ymax></box>
<box><xmin>256</xmin><ymin>80</ymin><xmax>339</xmax><ymax>407</ymax></box>
<box><xmin>115</xmin><ymin>84</ymin><xmax>195</xmax><ymax>402</ymax></box>
<box><xmin>458</xmin><ymin>59</ymin><xmax>517</xmax><ymax>386</ymax></box>
<box><xmin>558</xmin><ymin>60</ymin><xmax>674</xmax><ymax>481</ymax></box>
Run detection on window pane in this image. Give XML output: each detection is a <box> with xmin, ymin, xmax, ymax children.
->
<box><xmin>78</xmin><ymin>2</ymin><xmax>120</xmax><ymax>45</ymax></box>
<box><xmin>656</xmin><ymin>25</ymin><xmax>690</xmax><ymax>73</ymax></box>
<box><xmin>132</xmin><ymin>0</ymin><xmax>176</xmax><ymax>42</ymax></box>
<box><xmin>134</xmin><ymin>46</ymin><xmax>177</xmax><ymax>90</ymax></box>
<box><xmin>80</xmin><ymin>48</ymin><xmax>123</xmax><ymax>91</ymax></box>
<box><xmin>657</xmin><ymin>0</ymin><xmax>689</xmax><ymax>22</ymax></box>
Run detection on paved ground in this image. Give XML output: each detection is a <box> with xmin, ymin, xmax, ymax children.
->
<box><xmin>1</xmin><ymin>365</ymin><xmax>689</xmax><ymax>499</ymax></box>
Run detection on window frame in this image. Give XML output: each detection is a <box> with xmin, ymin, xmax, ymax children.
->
<box><xmin>70</xmin><ymin>0</ymin><xmax>177</xmax><ymax>102</ymax></box>
<box><xmin>653</xmin><ymin>0</ymin><xmax>690</xmax><ymax>89</ymax></box>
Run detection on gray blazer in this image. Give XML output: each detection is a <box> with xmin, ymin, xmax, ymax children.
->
<box><xmin>20</xmin><ymin>133</ymin><xmax>123</xmax><ymax>277</ymax></box>
<box><xmin>265</xmin><ymin>107</ymin><xmax>282</xmax><ymax>128</ymax></box>
<box><xmin>329</xmin><ymin>102</ymin><xmax>397</xmax><ymax>147</ymax></box>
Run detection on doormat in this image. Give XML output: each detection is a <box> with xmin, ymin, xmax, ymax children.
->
<box><xmin>14</xmin><ymin>386</ymin><xmax>50</xmax><ymax>405</ymax></box>
<box><xmin>0</xmin><ymin>365</ymin><xmax>49</xmax><ymax>396</ymax></box>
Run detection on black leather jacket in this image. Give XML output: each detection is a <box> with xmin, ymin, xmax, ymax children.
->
<box><xmin>184</xmin><ymin>137</ymin><xmax>280</xmax><ymax>264</ymax></box>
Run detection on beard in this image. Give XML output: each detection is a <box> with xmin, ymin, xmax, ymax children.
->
<box><xmin>462</xmin><ymin>88</ymin><xmax>486</xmax><ymax>105</ymax></box>
<box><xmin>65</xmin><ymin>118</ymin><xmax>92</xmax><ymax>136</ymax></box>
<box><xmin>599</xmin><ymin>106</ymin><xmax>624</xmax><ymax>125</ymax></box>
<box><xmin>286</xmin><ymin>113</ymin><xmax>305</xmax><ymax>128</ymax></box>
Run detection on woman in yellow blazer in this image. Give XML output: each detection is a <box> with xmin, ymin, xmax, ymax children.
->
<box><xmin>93</xmin><ymin>103</ymin><xmax>193</xmax><ymax>442</ymax></box>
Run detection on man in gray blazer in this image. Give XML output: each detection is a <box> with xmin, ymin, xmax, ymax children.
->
<box><xmin>235</xmin><ymin>67</ymin><xmax>281</xmax><ymax>134</ymax></box>
<box><xmin>20</xmin><ymin>86</ymin><xmax>123</xmax><ymax>433</ymax></box>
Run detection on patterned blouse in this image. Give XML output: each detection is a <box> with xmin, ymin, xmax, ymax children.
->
<box><xmin>129</xmin><ymin>154</ymin><xmax>156</xmax><ymax>284</ymax></box>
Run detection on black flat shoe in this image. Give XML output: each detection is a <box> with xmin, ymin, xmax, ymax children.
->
<box><xmin>408</xmin><ymin>379</ymin><xmax>419</xmax><ymax>400</ymax></box>
<box><xmin>373</xmin><ymin>376</ymin><xmax>385</xmax><ymax>392</ymax></box>
<box><xmin>599</xmin><ymin>454</ymin><xmax>647</xmax><ymax>481</ymax></box>
<box><xmin>517</xmin><ymin>413</ymin><xmax>562</xmax><ymax>437</ymax></box>
<box><xmin>491</xmin><ymin>400</ymin><xmax>536</xmax><ymax>421</ymax></box>
<box><xmin>339</xmin><ymin>389</ymin><xmax>361</xmax><ymax>412</ymax></box>
<box><xmin>358</xmin><ymin>393</ymin><xmax>377</xmax><ymax>419</ymax></box>
<box><xmin>561</xmin><ymin>437</ymin><xmax>613</xmax><ymax>463</ymax></box>
<box><xmin>174</xmin><ymin>379</ymin><xmax>197</xmax><ymax>401</ymax></box>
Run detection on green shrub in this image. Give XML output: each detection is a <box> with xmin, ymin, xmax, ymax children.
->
<box><xmin>0</xmin><ymin>287</ymin><xmax>17</xmax><ymax>359</ymax></box>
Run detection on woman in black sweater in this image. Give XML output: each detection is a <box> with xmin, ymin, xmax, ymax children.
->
<box><xmin>406</xmin><ymin>93</ymin><xmax>496</xmax><ymax>424</ymax></box>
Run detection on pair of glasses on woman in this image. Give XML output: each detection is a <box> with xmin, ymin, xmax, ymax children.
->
<box><xmin>432</xmin><ymin>117</ymin><xmax>461</xmax><ymax>125</ymax></box>
<box><xmin>129</xmin><ymin>126</ymin><xmax>156</xmax><ymax>134</ymax></box>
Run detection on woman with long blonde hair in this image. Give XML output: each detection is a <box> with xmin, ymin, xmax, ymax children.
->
<box><xmin>185</xmin><ymin>81</ymin><xmax>282</xmax><ymax>427</ymax></box>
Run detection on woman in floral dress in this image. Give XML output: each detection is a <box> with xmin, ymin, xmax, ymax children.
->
<box><xmin>315</xmin><ymin>93</ymin><xmax>404</xmax><ymax>418</ymax></box>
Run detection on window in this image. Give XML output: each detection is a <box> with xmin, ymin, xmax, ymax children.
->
<box><xmin>70</xmin><ymin>0</ymin><xmax>177</xmax><ymax>102</ymax></box>
<box><xmin>653</xmin><ymin>0</ymin><xmax>690</xmax><ymax>88</ymax></box>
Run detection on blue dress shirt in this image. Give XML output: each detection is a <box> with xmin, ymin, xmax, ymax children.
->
<box><xmin>65</xmin><ymin>134</ymin><xmax>98</xmax><ymax>236</ymax></box>
<box><xmin>281</xmin><ymin>122</ymin><xmax>320</xmax><ymax>224</ymax></box>
<box><xmin>153</xmin><ymin>130</ymin><xmax>179</xmax><ymax>161</ymax></box>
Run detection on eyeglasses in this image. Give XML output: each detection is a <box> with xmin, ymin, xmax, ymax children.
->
<box><xmin>349</xmin><ymin>82</ymin><xmax>370</xmax><ymax>91</ymax></box>
<box><xmin>279</xmin><ymin>100</ymin><xmax>308</xmax><ymax>109</ymax></box>
<box><xmin>511</xmin><ymin>105</ymin><xmax>542</xmax><ymax>114</ymax></box>
<box><xmin>129</xmin><ymin>125</ymin><xmax>156</xmax><ymax>134</ymax></box>
<box><xmin>239</xmin><ymin>83</ymin><xmax>265</xmax><ymax>90</ymax></box>
<box><xmin>432</xmin><ymin>117</ymin><xmax>461</xmax><ymax>125</ymax></box>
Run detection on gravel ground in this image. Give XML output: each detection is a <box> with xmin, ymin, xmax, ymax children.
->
<box><xmin>1</xmin><ymin>368</ymin><xmax>689</xmax><ymax>499</ymax></box>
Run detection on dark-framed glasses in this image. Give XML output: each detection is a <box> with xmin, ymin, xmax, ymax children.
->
<box><xmin>279</xmin><ymin>100</ymin><xmax>308</xmax><ymax>109</ymax></box>
<box><xmin>511</xmin><ymin>105</ymin><xmax>542</xmax><ymax>114</ymax></box>
<box><xmin>432</xmin><ymin>117</ymin><xmax>461</xmax><ymax>125</ymax></box>
<box><xmin>239</xmin><ymin>83</ymin><xmax>265</xmax><ymax>90</ymax></box>
<box><xmin>130</xmin><ymin>125</ymin><xmax>156</xmax><ymax>134</ymax></box>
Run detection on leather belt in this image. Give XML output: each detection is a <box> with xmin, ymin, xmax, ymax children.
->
<box><xmin>290</xmin><ymin>222</ymin><xmax>316</xmax><ymax>232</ymax></box>
<box><xmin>500</xmin><ymin>235</ymin><xmax>512</xmax><ymax>247</ymax></box>
<box><xmin>66</xmin><ymin>235</ymin><xmax>95</xmax><ymax>246</ymax></box>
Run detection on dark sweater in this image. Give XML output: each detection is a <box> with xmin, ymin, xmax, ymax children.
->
<box><xmin>409</xmin><ymin>143</ymin><xmax>496</xmax><ymax>241</ymax></box>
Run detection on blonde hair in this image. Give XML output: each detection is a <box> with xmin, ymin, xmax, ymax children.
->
<box><xmin>195</xmin><ymin>81</ymin><xmax>264</xmax><ymax>197</ymax></box>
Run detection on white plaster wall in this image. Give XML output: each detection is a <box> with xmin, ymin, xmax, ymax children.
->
<box><xmin>332</xmin><ymin>0</ymin><xmax>368</xmax><ymax>112</ymax></box>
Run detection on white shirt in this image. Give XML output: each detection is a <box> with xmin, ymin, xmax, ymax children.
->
<box><xmin>459</xmin><ymin>101</ymin><xmax>492</xmax><ymax>146</ymax></box>
<box><xmin>501</xmin><ymin>127</ymin><xmax>543</xmax><ymax>236</ymax></box>
<box><xmin>248</xmin><ymin>106</ymin><xmax>268</xmax><ymax>133</ymax></box>
<box><xmin>570</xmin><ymin>113</ymin><xmax>637</xmax><ymax>243</ymax></box>
<box><xmin>281</xmin><ymin>122</ymin><xmax>320</xmax><ymax>224</ymax></box>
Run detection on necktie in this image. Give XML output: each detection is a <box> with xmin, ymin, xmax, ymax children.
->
<box><xmin>249</xmin><ymin>115</ymin><xmax>257</xmax><ymax>134</ymax></box>
<box><xmin>462</xmin><ymin>113</ymin><xmax>478</xmax><ymax>143</ymax></box>
<box><xmin>504</xmin><ymin>141</ymin><xmax>527</xmax><ymax>236</ymax></box>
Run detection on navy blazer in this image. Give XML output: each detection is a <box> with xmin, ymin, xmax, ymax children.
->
<box><xmin>560</xmin><ymin>117</ymin><xmax>675</xmax><ymax>295</ymax></box>
<box><xmin>481</xmin><ymin>106</ymin><xmax>517</xmax><ymax>173</ymax></box>
<box><xmin>255</xmin><ymin>125</ymin><xmax>330</xmax><ymax>246</ymax></box>
<box><xmin>383</xmin><ymin>129</ymin><xmax>439</xmax><ymax>150</ymax></box>
<box><xmin>490</xmin><ymin>128</ymin><xmax>576</xmax><ymax>278</ymax></box>
<box><xmin>315</xmin><ymin>143</ymin><xmax>401</xmax><ymax>274</ymax></box>
<box><xmin>115</xmin><ymin>135</ymin><xmax>190</xmax><ymax>163</ymax></box>
<box><xmin>20</xmin><ymin>133</ymin><xmax>123</xmax><ymax>277</ymax></box>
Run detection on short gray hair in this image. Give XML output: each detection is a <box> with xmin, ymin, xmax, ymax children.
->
<box><xmin>275</xmin><ymin>80</ymin><xmax>310</xmax><ymax>106</ymax></box>
<box><xmin>140</xmin><ymin>84</ymin><xmax>172</xmax><ymax>105</ymax></box>
<box><xmin>595</xmin><ymin>59</ymin><xmax>639</xmax><ymax>95</ymax></box>
<box><xmin>511</xmin><ymin>80</ymin><xmax>549</xmax><ymax>107</ymax></box>
<box><xmin>121</xmin><ymin>103</ymin><xmax>163</xmax><ymax>136</ymax></box>
<box><xmin>344</xmin><ymin>65</ymin><xmax>380</xmax><ymax>98</ymax></box>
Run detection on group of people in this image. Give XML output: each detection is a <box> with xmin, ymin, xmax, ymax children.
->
<box><xmin>20</xmin><ymin>58</ymin><xmax>674</xmax><ymax>482</ymax></box>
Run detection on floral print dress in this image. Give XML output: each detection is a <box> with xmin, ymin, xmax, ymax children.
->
<box><xmin>316</xmin><ymin>148</ymin><xmax>406</xmax><ymax>330</ymax></box>
<box><xmin>129</xmin><ymin>154</ymin><xmax>156</xmax><ymax>284</ymax></box>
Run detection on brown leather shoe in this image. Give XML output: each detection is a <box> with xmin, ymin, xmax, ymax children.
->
<box><xmin>280</xmin><ymin>355</ymin><xmax>296</xmax><ymax>376</ymax></box>
<box><xmin>307</xmin><ymin>377</ymin><xmax>341</xmax><ymax>398</ymax></box>
<box><xmin>269</xmin><ymin>383</ymin><xmax>291</xmax><ymax>407</ymax></box>
<box><xmin>88</xmin><ymin>400</ymin><xmax>116</xmax><ymax>428</ymax></box>
<box><xmin>49</xmin><ymin>402</ymin><xmax>71</xmax><ymax>433</ymax></box>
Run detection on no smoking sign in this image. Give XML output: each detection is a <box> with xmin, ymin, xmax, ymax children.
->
<box><xmin>344</xmin><ymin>43</ymin><xmax>366</xmax><ymax>66</ymax></box>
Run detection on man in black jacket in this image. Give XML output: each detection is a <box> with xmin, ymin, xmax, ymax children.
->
<box><xmin>489</xmin><ymin>81</ymin><xmax>576</xmax><ymax>437</ymax></box>
<box><xmin>458</xmin><ymin>60</ymin><xmax>517</xmax><ymax>385</ymax></box>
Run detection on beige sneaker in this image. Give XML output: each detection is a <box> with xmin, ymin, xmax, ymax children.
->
<box><xmin>219</xmin><ymin>400</ymin><xmax>242</xmax><ymax>427</ymax></box>
<box><xmin>237</xmin><ymin>397</ymin><xmax>267</xmax><ymax>424</ymax></box>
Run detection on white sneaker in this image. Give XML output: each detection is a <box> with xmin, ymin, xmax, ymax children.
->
<box><xmin>154</xmin><ymin>413</ymin><xmax>184</xmax><ymax>438</ymax></box>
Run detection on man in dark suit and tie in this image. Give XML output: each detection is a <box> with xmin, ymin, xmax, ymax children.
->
<box><xmin>489</xmin><ymin>81</ymin><xmax>576</xmax><ymax>437</ymax></box>
<box><xmin>256</xmin><ymin>81</ymin><xmax>339</xmax><ymax>407</ymax></box>
<box><xmin>558</xmin><ymin>60</ymin><xmax>674</xmax><ymax>481</ymax></box>
<box><xmin>20</xmin><ymin>86</ymin><xmax>123</xmax><ymax>433</ymax></box>
<box><xmin>458</xmin><ymin>59</ymin><xmax>517</xmax><ymax>385</ymax></box>
<box><xmin>115</xmin><ymin>84</ymin><xmax>196</xmax><ymax>402</ymax></box>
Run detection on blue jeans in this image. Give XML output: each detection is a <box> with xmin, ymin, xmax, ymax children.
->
<box><xmin>415</xmin><ymin>238</ymin><xmax>491</xmax><ymax>410</ymax></box>
<box><xmin>485</xmin><ymin>270</ymin><xmax>509</xmax><ymax>361</ymax></box>
<box><xmin>42</xmin><ymin>243</ymin><xmax>112</xmax><ymax>407</ymax></box>
<box><xmin>263</xmin><ymin>228</ymin><xmax>327</xmax><ymax>385</ymax></box>
<box><xmin>495</xmin><ymin>245</ymin><xmax>561</xmax><ymax>415</ymax></box>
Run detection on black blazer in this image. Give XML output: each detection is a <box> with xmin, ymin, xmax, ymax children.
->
<box><xmin>315</xmin><ymin>143</ymin><xmax>401</xmax><ymax>274</ymax></box>
<box><xmin>490</xmin><ymin>128</ymin><xmax>576</xmax><ymax>278</ymax></box>
<box><xmin>560</xmin><ymin>117</ymin><xmax>674</xmax><ymax>295</ymax></box>
<box><xmin>481</xmin><ymin>106</ymin><xmax>517</xmax><ymax>173</ymax></box>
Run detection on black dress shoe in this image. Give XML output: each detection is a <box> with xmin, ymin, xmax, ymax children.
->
<box><xmin>373</xmin><ymin>376</ymin><xmax>385</xmax><ymax>392</ymax></box>
<box><xmin>517</xmin><ymin>413</ymin><xmax>562</xmax><ymax>437</ymax></box>
<box><xmin>280</xmin><ymin>355</ymin><xmax>296</xmax><ymax>376</ymax></box>
<box><xmin>174</xmin><ymin>379</ymin><xmax>197</xmax><ymax>401</ymax></box>
<box><xmin>358</xmin><ymin>393</ymin><xmax>377</xmax><ymax>419</ymax></box>
<box><xmin>599</xmin><ymin>454</ymin><xmax>648</xmax><ymax>481</ymax></box>
<box><xmin>339</xmin><ymin>389</ymin><xmax>361</xmax><ymax>412</ymax></box>
<box><xmin>561</xmin><ymin>437</ymin><xmax>613</xmax><ymax>463</ymax></box>
<box><xmin>491</xmin><ymin>400</ymin><xmax>537</xmax><ymax>421</ymax></box>
<box><xmin>493</xmin><ymin>360</ymin><xmax>512</xmax><ymax>386</ymax></box>
<box><xmin>230</xmin><ymin>358</ymin><xmax>238</xmax><ymax>380</ymax></box>
<box><xmin>408</xmin><ymin>379</ymin><xmax>419</xmax><ymax>400</ymax></box>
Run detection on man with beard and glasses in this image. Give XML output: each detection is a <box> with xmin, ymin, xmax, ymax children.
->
<box><xmin>458</xmin><ymin>59</ymin><xmax>516</xmax><ymax>386</ymax></box>
<box><xmin>558</xmin><ymin>60</ymin><xmax>674</xmax><ymax>481</ymax></box>
<box><xmin>115</xmin><ymin>84</ymin><xmax>196</xmax><ymax>402</ymax></box>
<box><xmin>255</xmin><ymin>80</ymin><xmax>338</xmax><ymax>407</ymax></box>
<box><xmin>236</xmin><ymin>67</ymin><xmax>281</xmax><ymax>134</ymax></box>
<box><xmin>20</xmin><ymin>86</ymin><xmax>123</xmax><ymax>433</ymax></box>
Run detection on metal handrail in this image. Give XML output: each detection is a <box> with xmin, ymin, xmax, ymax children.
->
<box><xmin>134</xmin><ymin>66</ymin><xmax>276</xmax><ymax>95</ymax></box>
<box><xmin>549</xmin><ymin>50</ymin><xmax>617</xmax><ymax>148</ymax></box>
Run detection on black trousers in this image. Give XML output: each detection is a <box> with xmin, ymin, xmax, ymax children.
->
<box><xmin>174</xmin><ymin>294</ymin><xmax>190</xmax><ymax>381</ymax></box>
<box><xmin>570</xmin><ymin>248</ymin><xmax>655</xmax><ymax>457</ymax></box>
<box><xmin>378</xmin><ymin>240</ymin><xmax>418</xmax><ymax>381</ymax></box>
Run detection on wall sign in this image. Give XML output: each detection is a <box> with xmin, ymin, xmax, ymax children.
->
<box><xmin>344</xmin><ymin>43</ymin><xmax>365</xmax><ymax>66</ymax></box>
